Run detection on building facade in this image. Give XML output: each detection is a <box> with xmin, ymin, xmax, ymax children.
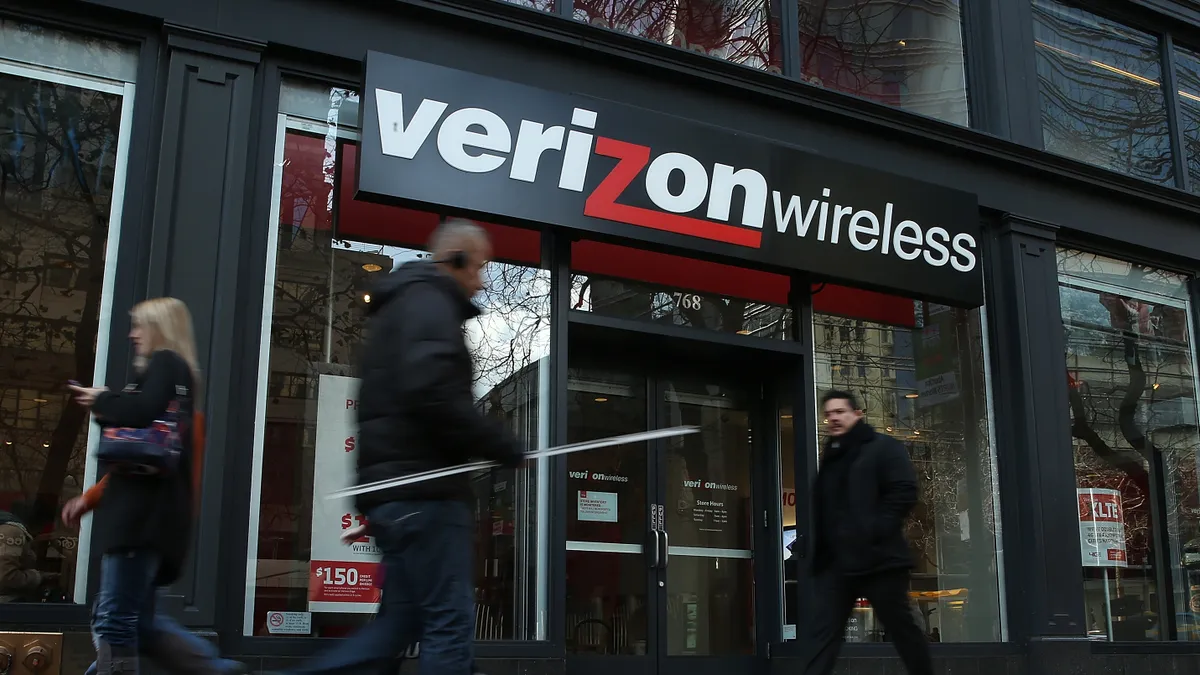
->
<box><xmin>1</xmin><ymin>0</ymin><xmax>1199</xmax><ymax>674</ymax></box>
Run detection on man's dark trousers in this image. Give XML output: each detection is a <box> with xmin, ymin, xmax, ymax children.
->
<box><xmin>805</xmin><ymin>568</ymin><xmax>933</xmax><ymax>675</ymax></box>
<box><xmin>293</xmin><ymin>500</ymin><xmax>475</xmax><ymax>675</ymax></box>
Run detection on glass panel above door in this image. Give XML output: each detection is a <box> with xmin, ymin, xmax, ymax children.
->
<box><xmin>570</xmin><ymin>240</ymin><xmax>793</xmax><ymax>340</ymax></box>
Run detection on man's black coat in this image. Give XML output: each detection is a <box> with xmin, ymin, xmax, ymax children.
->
<box><xmin>353</xmin><ymin>260</ymin><xmax>522</xmax><ymax>511</ymax></box>
<box><xmin>811</xmin><ymin>420</ymin><xmax>919</xmax><ymax>576</ymax></box>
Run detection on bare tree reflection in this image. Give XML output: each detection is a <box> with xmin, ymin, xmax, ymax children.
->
<box><xmin>0</xmin><ymin>72</ymin><xmax>123</xmax><ymax>597</ymax></box>
<box><xmin>573</xmin><ymin>0</ymin><xmax>782</xmax><ymax>72</ymax></box>
<box><xmin>1033</xmin><ymin>0</ymin><xmax>1173</xmax><ymax>184</ymax></box>
<box><xmin>1059</xmin><ymin>250</ymin><xmax>1200</xmax><ymax>631</ymax></box>
<box><xmin>798</xmin><ymin>0</ymin><xmax>968</xmax><ymax>124</ymax></box>
<box><xmin>1172</xmin><ymin>47</ymin><xmax>1200</xmax><ymax>194</ymax></box>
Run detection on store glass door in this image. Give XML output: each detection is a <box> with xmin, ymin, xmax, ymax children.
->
<box><xmin>565</xmin><ymin>367</ymin><xmax>761</xmax><ymax>675</ymax></box>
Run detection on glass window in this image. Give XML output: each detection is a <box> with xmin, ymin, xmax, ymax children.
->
<box><xmin>1033</xmin><ymin>0</ymin><xmax>1173</xmax><ymax>185</ymax></box>
<box><xmin>572</xmin><ymin>0</ymin><xmax>783</xmax><ymax>74</ymax></box>
<box><xmin>797</xmin><ymin>0</ymin><xmax>968</xmax><ymax>125</ymax></box>
<box><xmin>0</xmin><ymin>36</ymin><xmax>134</xmax><ymax>605</ymax></box>
<box><xmin>570</xmin><ymin>240</ymin><xmax>793</xmax><ymax>340</ymax></box>
<box><xmin>779</xmin><ymin>404</ymin><xmax>797</xmax><ymax>640</ymax></box>
<box><xmin>278</xmin><ymin>79</ymin><xmax>360</xmax><ymax>129</ymax></box>
<box><xmin>244</xmin><ymin>89</ymin><xmax>550</xmax><ymax>640</ymax></box>
<box><xmin>1058</xmin><ymin>249</ymin><xmax>1200</xmax><ymax>641</ymax></box>
<box><xmin>504</xmin><ymin>0</ymin><xmax>555</xmax><ymax>11</ymax></box>
<box><xmin>809</xmin><ymin>286</ymin><xmax>1004</xmax><ymax>642</ymax></box>
<box><xmin>1173</xmin><ymin>45</ymin><xmax>1200</xmax><ymax>194</ymax></box>
<box><xmin>0</xmin><ymin>19</ymin><xmax>139</xmax><ymax>82</ymax></box>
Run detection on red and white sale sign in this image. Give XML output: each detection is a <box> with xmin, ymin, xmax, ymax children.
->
<box><xmin>1078</xmin><ymin>488</ymin><xmax>1128</xmax><ymax>568</ymax></box>
<box><xmin>308</xmin><ymin>560</ymin><xmax>382</xmax><ymax>604</ymax></box>
<box><xmin>309</xmin><ymin>375</ymin><xmax>382</xmax><ymax>613</ymax></box>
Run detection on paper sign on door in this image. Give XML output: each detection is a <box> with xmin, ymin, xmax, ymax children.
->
<box><xmin>578</xmin><ymin>490</ymin><xmax>618</xmax><ymax>523</ymax></box>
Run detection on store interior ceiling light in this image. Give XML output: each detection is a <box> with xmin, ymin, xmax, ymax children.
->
<box><xmin>905</xmin><ymin>393</ymin><xmax>919</xmax><ymax>398</ymax></box>
<box><xmin>594</xmin><ymin>397</ymin><xmax>608</xmax><ymax>402</ymax></box>
<box><xmin>362</xmin><ymin>263</ymin><xmax>383</xmax><ymax>272</ymax></box>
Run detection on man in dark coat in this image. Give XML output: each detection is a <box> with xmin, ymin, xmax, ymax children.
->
<box><xmin>289</xmin><ymin>219</ymin><xmax>524</xmax><ymax>675</ymax></box>
<box><xmin>804</xmin><ymin>390</ymin><xmax>932</xmax><ymax>675</ymax></box>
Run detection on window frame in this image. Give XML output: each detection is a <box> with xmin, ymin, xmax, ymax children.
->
<box><xmin>242</xmin><ymin>109</ymin><xmax>556</xmax><ymax>644</ymax></box>
<box><xmin>804</xmin><ymin>290</ymin><xmax>1008</xmax><ymax>644</ymax></box>
<box><xmin>0</xmin><ymin>53</ymin><xmax>137</xmax><ymax>609</ymax></box>
<box><xmin>1056</xmin><ymin>246</ymin><xmax>1200</xmax><ymax>642</ymax></box>
<box><xmin>1026</xmin><ymin>0</ymin><xmax>1200</xmax><ymax>191</ymax></box>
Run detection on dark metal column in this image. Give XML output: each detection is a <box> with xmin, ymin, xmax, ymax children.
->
<box><xmin>987</xmin><ymin>215</ymin><xmax>1088</xmax><ymax>671</ymax></box>
<box><xmin>963</xmin><ymin>0</ymin><xmax>1042</xmax><ymax>144</ymax></box>
<box><xmin>142</xmin><ymin>25</ymin><xmax>264</xmax><ymax>627</ymax></box>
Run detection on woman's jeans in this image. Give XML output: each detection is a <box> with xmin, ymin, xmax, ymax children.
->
<box><xmin>91</xmin><ymin>551</ymin><xmax>240</xmax><ymax>675</ymax></box>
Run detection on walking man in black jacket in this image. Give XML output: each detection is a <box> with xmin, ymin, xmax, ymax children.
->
<box><xmin>289</xmin><ymin>219</ymin><xmax>524</xmax><ymax>675</ymax></box>
<box><xmin>805</xmin><ymin>390</ymin><xmax>932</xmax><ymax>675</ymax></box>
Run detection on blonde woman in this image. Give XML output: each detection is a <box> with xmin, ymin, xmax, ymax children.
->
<box><xmin>64</xmin><ymin>298</ymin><xmax>241</xmax><ymax>675</ymax></box>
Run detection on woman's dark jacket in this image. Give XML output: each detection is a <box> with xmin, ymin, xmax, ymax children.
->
<box><xmin>91</xmin><ymin>349</ymin><xmax>195</xmax><ymax>585</ymax></box>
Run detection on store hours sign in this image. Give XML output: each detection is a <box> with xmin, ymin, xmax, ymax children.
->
<box><xmin>357</xmin><ymin>51</ymin><xmax>985</xmax><ymax>307</ymax></box>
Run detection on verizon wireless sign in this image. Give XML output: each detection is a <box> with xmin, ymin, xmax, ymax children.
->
<box><xmin>357</xmin><ymin>52</ymin><xmax>984</xmax><ymax>306</ymax></box>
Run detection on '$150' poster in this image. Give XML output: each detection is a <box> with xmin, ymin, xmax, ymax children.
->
<box><xmin>308</xmin><ymin>374</ymin><xmax>382</xmax><ymax>613</ymax></box>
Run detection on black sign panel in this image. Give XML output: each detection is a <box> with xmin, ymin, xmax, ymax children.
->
<box><xmin>357</xmin><ymin>51</ymin><xmax>984</xmax><ymax>307</ymax></box>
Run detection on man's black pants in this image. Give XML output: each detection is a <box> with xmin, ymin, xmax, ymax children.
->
<box><xmin>804</xmin><ymin>568</ymin><xmax>933</xmax><ymax>675</ymax></box>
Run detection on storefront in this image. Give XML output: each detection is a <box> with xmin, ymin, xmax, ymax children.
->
<box><xmin>1</xmin><ymin>1</ymin><xmax>1199</xmax><ymax>675</ymax></box>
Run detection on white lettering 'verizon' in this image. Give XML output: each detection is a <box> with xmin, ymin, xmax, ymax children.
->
<box><xmin>373</xmin><ymin>87</ymin><xmax>977</xmax><ymax>273</ymax></box>
<box><xmin>771</xmin><ymin>188</ymin><xmax>976</xmax><ymax>272</ymax></box>
<box><xmin>374</xmin><ymin>88</ymin><xmax>596</xmax><ymax>191</ymax></box>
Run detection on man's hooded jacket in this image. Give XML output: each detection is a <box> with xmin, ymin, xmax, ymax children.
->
<box><xmin>353</xmin><ymin>260</ymin><xmax>522</xmax><ymax>512</ymax></box>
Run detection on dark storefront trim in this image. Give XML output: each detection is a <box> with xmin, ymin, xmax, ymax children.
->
<box><xmin>67</xmin><ymin>0</ymin><xmax>1200</xmax><ymax>258</ymax></box>
<box><xmin>2</xmin><ymin>1</ymin><xmax>1200</xmax><ymax>675</ymax></box>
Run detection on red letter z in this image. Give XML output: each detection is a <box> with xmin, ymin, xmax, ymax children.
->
<box><xmin>583</xmin><ymin>137</ymin><xmax>762</xmax><ymax>248</ymax></box>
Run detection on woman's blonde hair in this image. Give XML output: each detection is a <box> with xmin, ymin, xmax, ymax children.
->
<box><xmin>129</xmin><ymin>297</ymin><xmax>202</xmax><ymax>393</ymax></box>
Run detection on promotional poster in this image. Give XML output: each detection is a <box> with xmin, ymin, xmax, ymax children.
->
<box><xmin>309</xmin><ymin>374</ymin><xmax>383</xmax><ymax>612</ymax></box>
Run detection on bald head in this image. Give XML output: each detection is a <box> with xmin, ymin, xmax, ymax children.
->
<box><xmin>429</xmin><ymin>218</ymin><xmax>491</xmax><ymax>298</ymax></box>
<box><xmin>429</xmin><ymin>218</ymin><xmax>488</xmax><ymax>256</ymax></box>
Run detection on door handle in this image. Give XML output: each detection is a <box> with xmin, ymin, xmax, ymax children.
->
<box><xmin>661</xmin><ymin>529</ymin><xmax>669</xmax><ymax>569</ymax></box>
<box><xmin>650</xmin><ymin>529</ymin><xmax>661</xmax><ymax>568</ymax></box>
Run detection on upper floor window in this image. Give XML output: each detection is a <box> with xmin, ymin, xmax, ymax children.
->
<box><xmin>797</xmin><ymin>0</ymin><xmax>969</xmax><ymax>125</ymax></box>
<box><xmin>572</xmin><ymin>0</ymin><xmax>784</xmax><ymax>73</ymax></box>
<box><xmin>1032</xmin><ymin>0</ymin><xmax>1174</xmax><ymax>184</ymax></box>
<box><xmin>1173</xmin><ymin>45</ymin><xmax>1200</xmax><ymax>193</ymax></box>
